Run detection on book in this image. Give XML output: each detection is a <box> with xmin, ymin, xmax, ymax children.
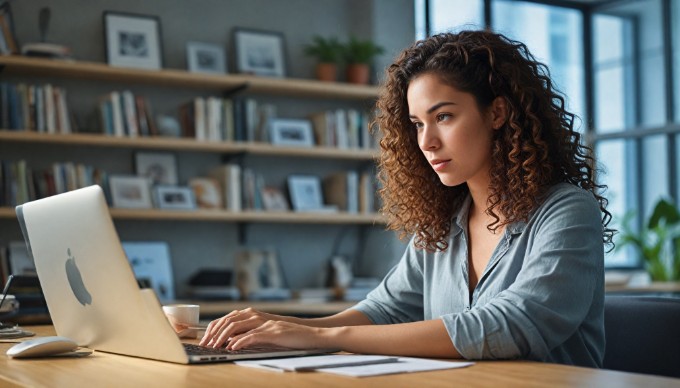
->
<box><xmin>208</xmin><ymin>164</ymin><xmax>242</xmax><ymax>212</ymax></box>
<box><xmin>323</xmin><ymin>171</ymin><xmax>359</xmax><ymax>213</ymax></box>
<box><xmin>44</xmin><ymin>84</ymin><xmax>56</xmax><ymax>134</ymax></box>
<box><xmin>359</xmin><ymin>170</ymin><xmax>376</xmax><ymax>213</ymax></box>
<box><xmin>122</xmin><ymin>91</ymin><xmax>139</xmax><ymax>137</ymax></box>
<box><xmin>222</xmin><ymin>98</ymin><xmax>235</xmax><ymax>141</ymax></box>
<box><xmin>109</xmin><ymin>91</ymin><xmax>124</xmax><ymax>137</ymax></box>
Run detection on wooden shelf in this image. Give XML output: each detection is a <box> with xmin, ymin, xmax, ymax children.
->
<box><xmin>0</xmin><ymin>207</ymin><xmax>385</xmax><ymax>225</ymax></box>
<box><xmin>0</xmin><ymin>56</ymin><xmax>380</xmax><ymax>100</ymax></box>
<box><xmin>0</xmin><ymin>130</ymin><xmax>379</xmax><ymax>160</ymax></box>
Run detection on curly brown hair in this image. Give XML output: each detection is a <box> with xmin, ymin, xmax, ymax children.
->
<box><xmin>375</xmin><ymin>30</ymin><xmax>614</xmax><ymax>252</ymax></box>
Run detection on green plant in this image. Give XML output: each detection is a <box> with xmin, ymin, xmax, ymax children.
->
<box><xmin>618</xmin><ymin>198</ymin><xmax>680</xmax><ymax>281</ymax></box>
<box><xmin>343</xmin><ymin>36</ymin><xmax>385</xmax><ymax>64</ymax></box>
<box><xmin>303</xmin><ymin>35</ymin><xmax>343</xmax><ymax>63</ymax></box>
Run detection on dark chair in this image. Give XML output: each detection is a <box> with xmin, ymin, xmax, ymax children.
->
<box><xmin>603</xmin><ymin>295</ymin><xmax>680</xmax><ymax>378</ymax></box>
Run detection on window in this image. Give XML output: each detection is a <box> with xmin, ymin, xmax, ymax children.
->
<box><xmin>416</xmin><ymin>0</ymin><xmax>484</xmax><ymax>40</ymax></box>
<box><xmin>492</xmin><ymin>1</ymin><xmax>585</xmax><ymax>131</ymax></box>
<box><xmin>591</xmin><ymin>0</ymin><xmax>672</xmax><ymax>268</ymax></box>
<box><xmin>416</xmin><ymin>0</ymin><xmax>678</xmax><ymax>269</ymax></box>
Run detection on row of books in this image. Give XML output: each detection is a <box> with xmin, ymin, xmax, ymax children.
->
<box><xmin>99</xmin><ymin>90</ymin><xmax>158</xmax><ymax>137</ymax></box>
<box><xmin>0</xmin><ymin>159</ymin><xmax>108</xmax><ymax>207</ymax></box>
<box><xmin>179</xmin><ymin>97</ymin><xmax>278</xmax><ymax>143</ymax></box>
<box><xmin>310</xmin><ymin>109</ymin><xmax>377</xmax><ymax>149</ymax></box>
<box><xmin>0</xmin><ymin>82</ymin><xmax>74</xmax><ymax>133</ymax></box>
<box><xmin>1</xmin><ymin>81</ymin><xmax>379</xmax><ymax>151</ymax></box>
<box><xmin>210</xmin><ymin>163</ymin><xmax>378</xmax><ymax>213</ymax></box>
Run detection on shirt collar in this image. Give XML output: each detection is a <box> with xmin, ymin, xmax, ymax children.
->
<box><xmin>450</xmin><ymin>194</ymin><xmax>527</xmax><ymax>236</ymax></box>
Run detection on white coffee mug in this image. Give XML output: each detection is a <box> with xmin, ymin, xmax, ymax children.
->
<box><xmin>162</xmin><ymin>304</ymin><xmax>200</xmax><ymax>338</ymax></box>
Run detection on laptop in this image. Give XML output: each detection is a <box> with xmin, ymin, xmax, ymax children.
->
<box><xmin>16</xmin><ymin>185</ymin><xmax>336</xmax><ymax>364</ymax></box>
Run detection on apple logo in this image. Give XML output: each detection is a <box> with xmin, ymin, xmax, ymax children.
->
<box><xmin>65</xmin><ymin>248</ymin><xmax>92</xmax><ymax>306</ymax></box>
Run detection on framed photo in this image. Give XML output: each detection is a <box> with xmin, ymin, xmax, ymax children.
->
<box><xmin>261</xmin><ymin>187</ymin><xmax>289</xmax><ymax>211</ymax></box>
<box><xmin>233</xmin><ymin>28</ymin><xmax>286</xmax><ymax>77</ymax></box>
<box><xmin>109</xmin><ymin>175</ymin><xmax>153</xmax><ymax>209</ymax></box>
<box><xmin>186</xmin><ymin>41</ymin><xmax>226</xmax><ymax>74</ymax></box>
<box><xmin>104</xmin><ymin>11</ymin><xmax>163</xmax><ymax>70</ymax></box>
<box><xmin>270</xmin><ymin>119</ymin><xmax>314</xmax><ymax>147</ymax></box>
<box><xmin>189</xmin><ymin>177</ymin><xmax>223</xmax><ymax>209</ymax></box>
<box><xmin>0</xmin><ymin>2</ymin><xmax>19</xmax><ymax>55</ymax></box>
<box><xmin>287</xmin><ymin>175</ymin><xmax>324</xmax><ymax>211</ymax></box>
<box><xmin>122</xmin><ymin>241</ymin><xmax>175</xmax><ymax>302</ymax></box>
<box><xmin>154</xmin><ymin>185</ymin><xmax>196</xmax><ymax>210</ymax></box>
<box><xmin>134</xmin><ymin>151</ymin><xmax>178</xmax><ymax>185</ymax></box>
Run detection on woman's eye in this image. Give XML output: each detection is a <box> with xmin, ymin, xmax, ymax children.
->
<box><xmin>412</xmin><ymin>121</ymin><xmax>423</xmax><ymax>130</ymax></box>
<box><xmin>436</xmin><ymin>113</ymin><xmax>452</xmax><ymax>122</ymax></box>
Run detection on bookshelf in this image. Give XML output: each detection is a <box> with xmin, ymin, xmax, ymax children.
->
<box><xmin>0</xmin><ymin>56</ymin><xmax>379</xmax><ymax>99</ymax></box>
<box><xmin>0</xmin><ymin>131</ymin><xmax>379</xmax><ymax>160</ymax></box>
<box><xmin>0</xmin><ymin>206</ymin><xmax>383</xmax><ymax>224</ymax></box>
<box><xmin>0</xmin><ymin>55</ymin><xmax>389</xmax><ymax>306</ymax></box>
<box><xmin>0</xmin><ymin>55</ymin><xmax>384</xmax><ymax>222</ymax></box>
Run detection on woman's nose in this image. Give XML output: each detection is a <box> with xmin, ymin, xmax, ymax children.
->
<box><xmin>418</xmin><ymin>124</ymin><xmax>439</xmax><ymax>151</ymax></box>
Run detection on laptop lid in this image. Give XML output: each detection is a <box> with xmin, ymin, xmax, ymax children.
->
<box><xmin>17</xmin><ymin>185</ymin><xmax>189</xmax><ymax>363</ymax></box>
<box><xmin>17</xmin><ymin>185</ymin><xmax>337</xmax><ymax>364</ymax></box>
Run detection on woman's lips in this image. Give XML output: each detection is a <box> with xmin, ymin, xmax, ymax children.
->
<box><xmin>430</xmin><ymin>159</ymin><xmax>451</xmax><ymax>172</ymax></box>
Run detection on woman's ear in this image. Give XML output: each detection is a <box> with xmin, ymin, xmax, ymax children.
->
<box><xmin>490</xmin><ymin>96</ymin><xmax>508</xmax><ymax>130</ymax></box>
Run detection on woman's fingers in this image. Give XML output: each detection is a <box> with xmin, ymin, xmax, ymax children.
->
<box><xmin>200</xmin><ymin>310</ymin><xmax>240</xmax><ymax>345</ymax></box>
<box><xmin>210</xmin><ymin>316</ymin><xmax>265</xmax><ymax>348</ymax></box>
<box><xmin>200</xmin><ymin>308</ymin><xmax>274</xmax><ymax>347</ymax></box>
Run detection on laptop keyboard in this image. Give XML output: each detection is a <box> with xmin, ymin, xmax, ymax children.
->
<box><xmin>183</xmin><ymin>343</ymin><xmax>292</xmax><ymax>356</ymax></box>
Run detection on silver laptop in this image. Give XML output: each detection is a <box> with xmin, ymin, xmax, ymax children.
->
<box><xmin>16</xmin><ymin>185</ymin><xmax>335</xmax><ymax>364</ymax></box>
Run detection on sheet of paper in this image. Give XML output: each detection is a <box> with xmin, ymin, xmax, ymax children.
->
<box><xmin>316</xmin><ymin>357</ymin><xmax>474</xmax><ymax>377</ymax></box>
<box><xmin>235</xmin><ymin>354</ymin><xmax>398</xmax><ymax>371</ymax></box>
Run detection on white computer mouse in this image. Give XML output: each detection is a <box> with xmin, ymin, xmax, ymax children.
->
<box><xmin>6</xmin><ymin>336</ymin><xmax>79</xmax><ymax>358</ymax></box>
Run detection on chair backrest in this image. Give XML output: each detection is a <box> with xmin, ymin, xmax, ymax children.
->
<box><xmin>603</xmin><ymin>295</ymin><xmax>680</xmax><ymax>378</ymax></box>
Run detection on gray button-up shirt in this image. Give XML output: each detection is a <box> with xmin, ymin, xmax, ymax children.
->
<box><xmin>353</xmin><ymin>183</ymin><xmax>605</xmax><ymax>367</ymax></box>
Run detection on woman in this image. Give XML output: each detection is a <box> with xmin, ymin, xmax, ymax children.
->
<box><xmin>198</xmin><ymin>30</ymin><xmax>613</xmax><ymax>367</ymax></box>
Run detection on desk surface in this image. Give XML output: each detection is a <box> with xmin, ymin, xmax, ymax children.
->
<box><xmin>0</xmin><ymin>326</ymin><xmax>677</xmax><ymax>388</ymax></box>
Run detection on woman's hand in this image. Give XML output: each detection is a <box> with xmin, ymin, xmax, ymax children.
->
<box><xmin>199</xmin><ymin>308</ymin><xmax>284</xmax><ymax>348</ymax></box>
<box><xmin>227</xmin><ymin>320</ymin><xmax>328</xmax><ymax>351</ymax></box>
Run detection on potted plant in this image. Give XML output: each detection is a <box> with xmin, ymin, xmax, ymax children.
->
<box><xmin>342</xmin><ymin>36</ymin><xmax>385</xmax><ymax>85</ymax></box>
<box><xmin>303</xmin><ymin>35</ymin><xmax>343</xmax><ymax>82</ymax></box>
<box><xmin>618</xmin><ymin>198</ymin><xmax>680</xmax><ymax>281</ymax></box>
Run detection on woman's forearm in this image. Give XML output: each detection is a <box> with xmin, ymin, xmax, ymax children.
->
<box><xmin>318</xmin><ymin>318</ymin><xmax>461</xmax><ymax>358</ymax></box>
<box><xmin>285</xmin><ymin>309</ymin><xmax>373</xmax><ymax>328</ymax></box>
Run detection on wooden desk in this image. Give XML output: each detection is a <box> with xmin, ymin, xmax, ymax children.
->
<box><xmin>0</xmin><ymin>327</ymin><xmax>677</xmax><ymax>387</ymax></box>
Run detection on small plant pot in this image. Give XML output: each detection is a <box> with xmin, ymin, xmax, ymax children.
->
<box><xmin>315</xmin><ymin>63</ymin><xmax>338</xmax><ymax>82</ymax></box>
<box><xmin>346</xmin><ymin>63</ymin><xmax>370</xmax><ymax>84</ymax></box>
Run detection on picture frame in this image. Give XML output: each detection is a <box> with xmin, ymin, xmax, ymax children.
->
<box><xmin>109</xmin><ymin>175</ymin><xmax>153</xmax><ymax>209</ymax></box>
<box><xmin>104</xmin><ymin>11</ymin><xmax>163</xmax><ymax>70</ymax></box>
<box><xmin>154</xmin><ymin>185</ymin><xmax>196</xmax><ymax>210</ymax></box>
<box><xmin>261</xmin><ymin>187</ymin><xmax>289</xmax><ymax>211</ymax></box>
<box><xmin>122</xmin><ymin>241</ymin><xmax>175</xmax><ymax>302</ymax></box>
<box><xmin>287</xmin><ymin>175</ymin><xmax>324</xmax><ymax>211</ymax></box>
<box><xmin>186</xmin><ymin>41</ymin><xmax>226</xmax><ymax>74</ymax></box>
<box><xmin>134</xmin><ymin>151</ymin><xmax>178</xmax><ymax>185</ymax></box>
<box><xmin>270</xmin><ymin>119</ymin><xmax>314</xmax><ymax>147</ymax></box>
<box><xmin>189</xmin><ymin>177</ymin><xmax>223</xmax><ymax>209</ymax></box>
<box><xmin>232</xmin><ymin>28</ymin><xmax>286</xmax><ymax>77</ymax></box>
<box><xmin>0</xmin><ymin>2</ymin><xmax>19</xmax><ymax>55</ymax></box>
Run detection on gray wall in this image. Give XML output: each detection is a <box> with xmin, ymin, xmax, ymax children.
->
<box><xmin>3</xmin><ymin>0</ymin><xmax>414</xmax><ymax>297</ymax></box>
